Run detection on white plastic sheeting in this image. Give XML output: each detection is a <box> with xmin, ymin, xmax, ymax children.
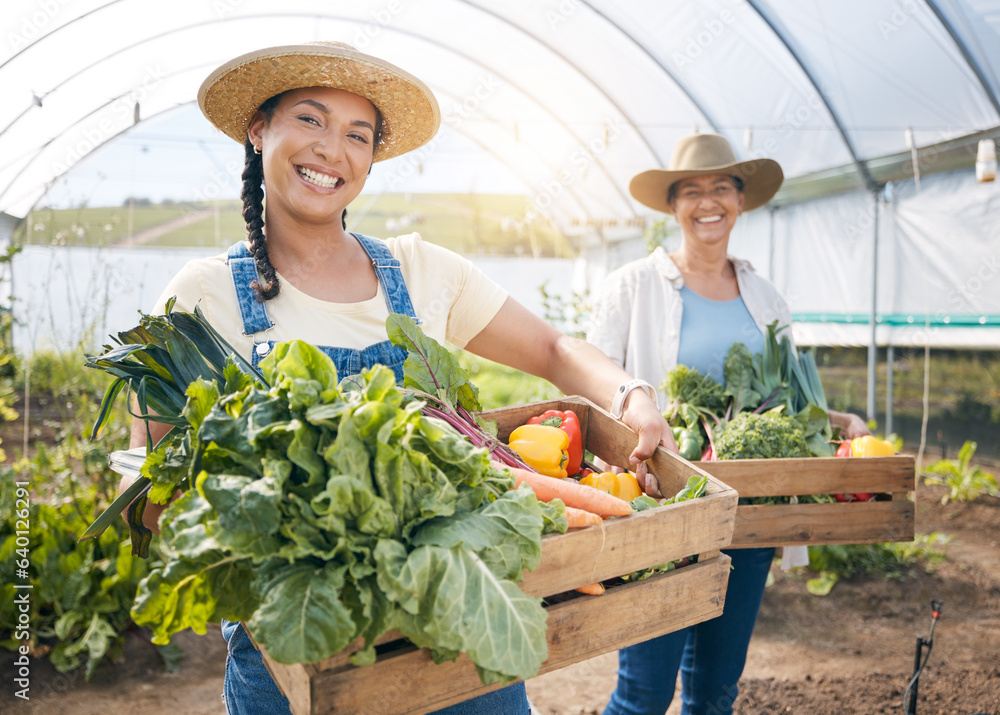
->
<box><xmin>3</xmin><ymin>0</ymin><xmax>1000</xmax><ymax>221</ymax></box>
<box><xmin>2</xmin><ymin>0</ymin><xmax>1000</xmax><ymax>349</ymax></box>
<box><xmin>7</xmin><ymin>245</ymin><xmax>577</xmax><ymax>354</ymax></box>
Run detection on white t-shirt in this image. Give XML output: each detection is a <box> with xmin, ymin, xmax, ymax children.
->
<box><xmin>153</xmin><ymin>233</ymin><xmax>508</xmax><ymax>362</ymax></box>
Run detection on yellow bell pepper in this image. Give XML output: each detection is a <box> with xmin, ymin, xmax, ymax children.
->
<box><xmin>508</xmin><ymin>424</ymin><xmax>570</xmax><ymax>478</ymax></box>
<box><xmin>579</xmin><ymin>471</ymin><xmax>643</xmax><ymax>501</ymax></box>
<box><xmin>851</xmin><ymin>435</ymin><xmax>896</xmax><ymax>457</ymax></box>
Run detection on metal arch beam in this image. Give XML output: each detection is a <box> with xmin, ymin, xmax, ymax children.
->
<box><xmin>458</xmin><ymin>0</ymin><xmax>660</xmax><ymax>166</ymax></box>
<box><xmin>5</xmin><ymin>80</ymin><xmax>595</xmax><ymax>227</ymax></box>
<box><xmin>0</xmin><ymin>0</ymin><xmax>128</xmax><ymax>73</ymax></box>
<box><xmin>0</xmin><ymin>11</ymin><xmax>635</xmax><ymax>217</ymax></box>
<box><xmin>745</xmin><ymin>0</ymin><xmax>879</xmax><ymax>193</ymax></box>
<box><xmin>0</xmin><ymin>89</ymin><xmax>203</xmax><ymax>211</ymax></box>
<box><xmin>576</xmin><ymin>0</ymin><xmax>723</xmax><ymax>141</ymax></box>
<box><xmin>923</xmin><ymin>0</ymin><xmax>1000</xmax><ymax>121</ymax></box>
<box><xmin>402</xmin><ymin>86</ymin><xmax>598</xmax><ymax>223</ymax></box>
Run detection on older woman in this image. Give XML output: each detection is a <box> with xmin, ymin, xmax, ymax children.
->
<box><xmin>588</xmin><ymin>133</ymin><xmax>868</xmax><ymax>715</ymax></box>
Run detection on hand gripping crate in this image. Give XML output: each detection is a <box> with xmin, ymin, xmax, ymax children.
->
<box><xmin>255</xmin><ymin>397</ymin><xmax>738</xmax><ymax>715</ymax></box>
<box><xmin>694</xmin><ymin>455</ymin><xmax>915</xmax><ymax>548</ymax></box>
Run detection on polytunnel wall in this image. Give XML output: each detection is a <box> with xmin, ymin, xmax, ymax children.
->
<box><xmin>1</xmin><ymin>0</ymin><xmax>1000</xmax><ymax>351</ymax></box>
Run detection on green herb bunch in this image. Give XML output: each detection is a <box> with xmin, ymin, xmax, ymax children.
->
<box><xmin>660</xmin><ymin>321</ymin><xmax>837</xmax><ymax>462</ymax></box>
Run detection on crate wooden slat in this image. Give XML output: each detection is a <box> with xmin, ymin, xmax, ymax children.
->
<box><xmin>259</xmin><ymin>554</ymin><xmax>731</xmax><ymax>715</ymax></box>
<box><xmin>694</xmin><ymin>455</ymin><xmax>915</xmax><ymax>548</ymax></box>
<box><xmin>483</xmin><ymin>397</ymin><xmax>737</xmax><ymax>595</ymax></box>
<box><xmin>257</xmin><ymin>396</ymin><xmax>739</xmax><ymax>715</ymax></box>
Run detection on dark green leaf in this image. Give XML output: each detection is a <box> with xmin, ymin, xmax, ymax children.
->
<box><xmin>386</xmin><ymin>313</ymin><xmax>482</xmax><ymax>412</ymax></box>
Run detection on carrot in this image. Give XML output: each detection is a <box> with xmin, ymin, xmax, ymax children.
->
<box><xmin>564</xmin><ymin>506</ymin><xmax>604</xmax><ymax>528</ymax></box>
<box><xmin>495</xmin><ymin>462</ymin><xmax>633</xmax><ymax>517</ymax></box>
<box><xmin>574</xmin><ymin>582</ymin><xmax>605</xmax><ymax>596</ymax></box>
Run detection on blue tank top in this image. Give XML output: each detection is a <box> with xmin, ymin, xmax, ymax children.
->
<box><xmin>677</xmin><ymin>285</ymin><xmax>765</xmax><ymax>384</ymax></box>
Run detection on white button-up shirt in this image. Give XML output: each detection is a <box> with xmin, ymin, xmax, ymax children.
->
<box><xmin>587</xmin><ymin>247</ymin><xmax>794</xmax><ymax>409</ymax></box>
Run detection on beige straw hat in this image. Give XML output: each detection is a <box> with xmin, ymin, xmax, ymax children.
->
<box><xmin>630</xmin><ymin>133</ymin><xmax>784</xmax><ymax>213</ymax></box>
<box><xmin>198</xmin><ymin>41</ymin><xmax>441</xmax><ymax>162</ymax></box>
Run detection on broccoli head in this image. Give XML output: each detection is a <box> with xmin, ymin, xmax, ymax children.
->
<box><xmin>662</xmin><ymin>364</ymin><xmax>728</xmax><ymax>416</ymax></box>
<box><xmin>714</xmin><ymin>410</ymin><xmax>810</xmax><ymax>460</ymax></box>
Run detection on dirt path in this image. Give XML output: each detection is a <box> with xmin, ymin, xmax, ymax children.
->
<box><xmin>2</xmin><ymin>482</ymin><xmax>998</xmax><ymax>714</ymax></box>
<box><xmin>115</xmin><ymin>207</ymin><xmax>214</xmax><ymax>247</ymax></box>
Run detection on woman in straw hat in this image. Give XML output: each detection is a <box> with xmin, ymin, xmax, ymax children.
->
<box><xmin>589</xmin><ymin>133</ymin><xmax>869</xmax><ymax>715</ymax></box>
<box><xmin>119</xmin><ymin>42</ymin><xmax>674</xmax><ymax>715</ymax></box>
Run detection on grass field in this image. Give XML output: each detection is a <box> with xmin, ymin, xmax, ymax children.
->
<box><xmin>15</xmin><ymin>194</ymin><xmax>571</xmax><ymax>256</ymax></box>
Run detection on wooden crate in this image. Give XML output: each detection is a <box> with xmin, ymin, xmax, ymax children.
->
<box><xmin>694</xmin><ymin>455</ymin><xmax>915</xmax><ymax>548</ymax></box>
<box><xmin>257</xmin><ymin>396</ymin><xmax>738</xmax><ymax>715</ymax></box>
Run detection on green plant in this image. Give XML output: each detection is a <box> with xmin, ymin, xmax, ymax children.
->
<box><xmin>923</xmin><ymin>440</ymin><xmax>999</xmax><ymax>504</ymax></box>
<box><xmin>643</xmin><ymin>216</ymin><xmax>680</xmax><ymax>254</ymax></box>
<box><xmin>539</xmin><ymin>280</ymin><xmax>590</xmax><ymax>339</ymax></box>
<box><xmin>0</xmin><ymin>343</ymin><xmax>177</xmax><ymax>678</ymax></box>
<box><xmin>0</xmin><ymin>243</ymin><xmax>22</xmax><ymax>461</ymax></box>
<box><xmin>0</xmin><ymin>430</ymin><xmax>162</xmax><ymax>678</ymax></box>
<box><xmin>804</xmin><ymin>533</ymin><xmax>951</xmax><ymax>595</ymax></box>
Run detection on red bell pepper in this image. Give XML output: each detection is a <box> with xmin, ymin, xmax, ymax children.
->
<box><xmin>833</xmin><ymin>439</ymin><xmax>874</xmax><ymax>501</ymax></box>
<box><xmin>528</xmin><ymin>410</ymin><xmax>583</xmax><ymax>476</ymax></box>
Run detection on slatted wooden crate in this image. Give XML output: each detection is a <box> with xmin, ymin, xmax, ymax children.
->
<box><xmin>256</xmin><ymin>396</ymin><xmax>738</xmax><ymax>715</ymax></box>
<box><xmin>694</xmin><ymin>455</ymin><xmax>915</xmax><ymax>548</ymax></box>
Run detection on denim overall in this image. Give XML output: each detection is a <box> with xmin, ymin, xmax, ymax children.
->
<box><xmin>221</xmin><ymin>236</ymin><xmax>529</xmax><ymax>715</ymax></box>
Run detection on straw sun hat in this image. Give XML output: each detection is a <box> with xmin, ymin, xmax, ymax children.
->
<box><xmin>198</xmin><ymin>41</ymin><xmax>441</xmax><ymax>162</ymax></box>
<box><xmin>629</xmin><ymin>133</ymin><xmax>784</xmax><ymax>214</ymax></box>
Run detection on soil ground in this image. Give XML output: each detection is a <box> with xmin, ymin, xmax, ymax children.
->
<box><xmin>2</xmin><ymin>484</ymin><xmax>998</xmax><ymax>714</ymax></box>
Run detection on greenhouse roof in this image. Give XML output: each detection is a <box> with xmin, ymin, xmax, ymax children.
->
<box><xmin>2</xmin><ymin>0</ymin><xmax>999</xmax><ymax>225</ymax></box>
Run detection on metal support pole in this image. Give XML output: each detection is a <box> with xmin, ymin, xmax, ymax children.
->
<box><xmin>768</xmin><ymin>205</ymin><xmax>777</xmax><ymax>280</ymax></box>
<box><xmin>886</xmin><ymin>343</ymin><xmax>894</xmax><ymax>435</ymax></box>
<box><xmin>867</xmin><ymin>192</ymin><xmax>880</xmax><ymax>422</ymax></box>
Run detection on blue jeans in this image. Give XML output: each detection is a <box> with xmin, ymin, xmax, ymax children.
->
<box><xmin>221</xmin><ymin>621</ymin><xmax>530</xmax><ymax>714</ymax></box>
<box><xmin>603</xmin><ymin>548</ymin><xmax>776</xmax><ymax>715</ymax></box>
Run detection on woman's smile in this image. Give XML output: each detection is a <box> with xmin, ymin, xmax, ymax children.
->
<box><xmin>295</xmin><ymin>164</ymin><xmax>344</xmax><ymax>191</ymax></box>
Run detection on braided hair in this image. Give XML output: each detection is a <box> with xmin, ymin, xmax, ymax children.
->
<box><xmin>241</xmin><ymin>94</ymin><xmax>282</xmax><ymax>301</ymax></box>
<box><xmin>239</xmin><ymin>93</ymin><xmax>385</xmax><ymax>301</ymax></box>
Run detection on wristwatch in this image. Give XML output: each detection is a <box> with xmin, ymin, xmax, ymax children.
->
<box><xmin>610</xmin><ymin>379</ymin><xmax>656</xmax><ymax>419</ymax></box>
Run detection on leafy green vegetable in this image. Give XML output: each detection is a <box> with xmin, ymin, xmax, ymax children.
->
<box><xmin>714</xmin><ymin>411</ymin><xmax>833</xmax><ymax>505</ymax></box>
<box><xmin>127</xmin><ymin>352</ymin><xmax>558</xmax><ymax>681</ymax></box>
<box><xmin>621</xmin><ymin>475</ymin><xmax>710</xmax><ymax>582</ymax></box>
<box><xmin>84</xmin><ymin>309</ymin><xmax>566</xmax><ymax>685</ymax></box>
<box><xmin>722</xmin><ymin>322</ymin><xmax>835</xmax><ymax>457</ymax></box>
<box><xmin>387</xmin><ymin>313</ymin><xmax>484</xmax><ymax>415</ymax></box>
<box><xmin>662</xmin><ymin>365</ymin><xmax>728</xmax><ymax>418</ymax></box>
<box><xmin>84</xmin><ymin>300</ymin><xmax>264</xmax><ymax>437</ymax></box>
<box><xmin>924</xmin><ymin>440</ymin><xmax>999</xmax><ymax>504</ymax></box>
<box><xmin>722</xmin><ymin>343</ymin><xmax>760</xmax><ymax>414</ymax></box>
<box><xmin>660</xmin><ymin>365</ymin><xmax>727</xmax><ymax>460</ymax></box>
<box><xmin>715</xmin><ymin>411</ymin><xmax>810</xmax><ymax>461</ymax></box>
<box><xmin>805</xmin><ymin>533</ymin><xmax>950</xmax><ymax>594</ymax></box>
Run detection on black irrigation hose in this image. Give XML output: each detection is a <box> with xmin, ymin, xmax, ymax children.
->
<box><xmin>902</xmin><ymin>600</ymin><xmax>941</xmax><ymax>714</ymax></box>
<box><xmin>901</xmin><ymin>600</ymin><xmax>991</xmax><ymax>715</ymax></box>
